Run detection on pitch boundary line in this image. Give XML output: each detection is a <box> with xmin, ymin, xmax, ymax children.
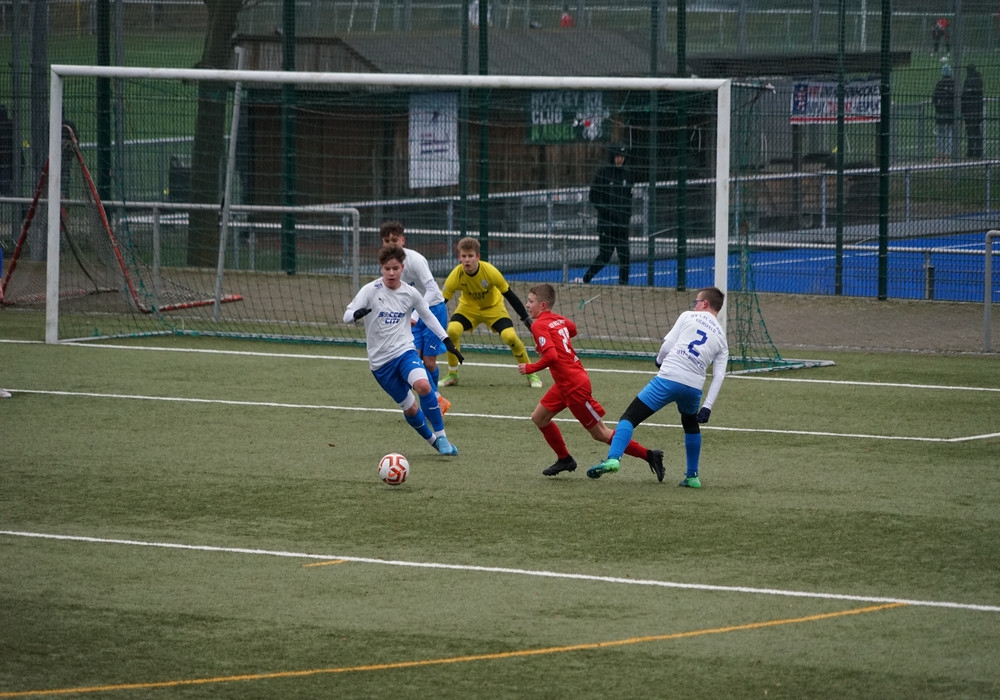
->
<box><xmin>2</xmin><ymin>531</ymin><xmax>998</xmax><ymax>613</ymax></box>
<box><xmin>0</xmin><ymin>603</ymin><xmax>905</xmax><ymax>698</ymax></box>
<box><xmin>7</xmin><ymin>389</ymin><xmax>998</xmax><ymax>443</ymax></box>
<box><xmin>4</xmin><ymin>339</ymin><xmax>997</xmax><ymax>393</ymax></box>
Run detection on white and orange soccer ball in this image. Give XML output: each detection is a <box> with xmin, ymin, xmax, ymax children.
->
<box><xmin>378</xmin><ymin>453</ymin><xmax>409</xmax><ymax>486</ymax></box>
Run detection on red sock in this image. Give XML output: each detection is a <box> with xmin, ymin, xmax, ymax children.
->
<box><xmin>540</xmin><ymin>423</ymin><xmax>570</xmax><ymax>460</ymax></box>
<box><xmin>607</xmin><ymin>431</ymin><xmax>648</xmax><ymax>461</ymax></box>
<box><xmin>622</xmin><ymin>440</ymin><xmax>649</xmax><ymax>460</ymax></box>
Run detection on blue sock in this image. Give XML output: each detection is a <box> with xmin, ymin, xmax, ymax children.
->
<box><xmin>608</xmin><ymin>419</ymin><xmax>634</xmax><ymax>460</ymax></box>
<box><xmin>420</xmin><ymin>392</ymin><xmax>444</xmax><ymax>432</ymax></box>
<box><xmin>404</xmin><ymin>408</ymin><xmax>433</xmax><ymax>441</ymax></box>
<box><xmin>430</xmin><ymin>366</ymin><xmax>440</xmax><ymax>393</ymax></box>
<box><xmin>684</xmin><ymin>432</ymin><xmax>702</xmax><ymax>477</ymax></box>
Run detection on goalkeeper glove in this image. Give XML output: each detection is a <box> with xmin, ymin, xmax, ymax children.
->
<box><xmin>696</xmin><ymin>407</ymin><xmax>711</xmax><ymax>424</ymax></box>
<box><xmin>521</xmin><ymin>315</ymin><xmax>533</xmax><ymax>330</ymax></box>
<box><xmin>352</xmin><ymin>307</ymin><xmax>372</xmax><ymax>321</ymax></box>
<box><xmin>443</xmin><ymin>337</ymin><xmax>465</xmax><ymax>364</ymax></box>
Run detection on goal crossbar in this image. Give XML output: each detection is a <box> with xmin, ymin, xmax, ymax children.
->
<box><xmin>46</xmin><ymin>65</ymin><xmax>731</xmax><ymax>343</ymax></box>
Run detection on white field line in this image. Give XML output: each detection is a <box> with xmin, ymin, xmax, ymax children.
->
<box><xmin>6</xmin><ymin>337</ymin><xmax>1000</xmax><ymax>393</ymax></box>
<box><xmin>2</xmin><ymin>530</ymin><xmax>998</xmax><ymax>613</ymax></box>
<box><xmin>9</xmin><ymin>388</ymin><xmax>999</xmax><ymax>443</ymax></box>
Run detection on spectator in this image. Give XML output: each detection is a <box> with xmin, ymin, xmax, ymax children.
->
<box><xmin>932</xmin><ymin>63</ymin><xmax>956</xmax><ymax>161</ymax></box>
<box><xmin>560</xmin><ymin>5</ymin><xmax>575</xmax><ymax>28</ymax></box>
<box><xmin>932</xmin><ymin>17</ymin><xmax>950</xmax><ymax>54</ymax></box>
<box><xmin>61</xmin><ymin>116</ymin><xmax>78</xmax><ymax>195</ymax></box>
<box><xmin>578</xmin><ymin>144</ymin><xmax>633</xmax><ymax>286</ymax></box>
<box><xmin>0</xmin><ymin>105</ymin><xmax>13</xmax><ymax>197</ymax></box>
<box><xmin>468</xmin><ymin>0</ymin><xmax>491</xmax><ymax>28</ymax></box>
<box><xmin>962</xmin><ymin>64</ymin><xmax>985</xmax><ymax>159</ymax></box>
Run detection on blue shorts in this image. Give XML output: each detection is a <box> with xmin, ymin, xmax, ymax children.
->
<box><xmin>412</xmin><ymin>302</ymin><xmax>449</xmax><ymax>357</ymax></box>
<box><xmin>372</xmin><ymin>350</ymin><xmax>430</xmax><ymax>405</ymax></box>
<box><xmin>636</xmin><ymin>376</ymin><xmax>702</xmax><ymax>416</ymax></box>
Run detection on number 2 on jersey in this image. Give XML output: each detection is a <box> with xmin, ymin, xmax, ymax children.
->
<box><xmin>558</xmin><ymin>326</ymin><xmax>572</xmax><ymax>354</ymax></box>
<box><xmin>688</xmin><ymin>329</ymin><xmax>708</xmax><ymax>357</ymax></box>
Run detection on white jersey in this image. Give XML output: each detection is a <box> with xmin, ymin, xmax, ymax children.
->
<box><xmin>344</xmin><ymin>278</ymin><xmax>448</xmax><ymax>371</ymax></box>
<box><xmin>400</xmin><ymin>246</ymin><xmax>445</xmax><ymax>308</ymax></box>
<box><xmin>655</xmin><ymin>310</ymin><xmax>729</xmax><ymax>410</ymax></box>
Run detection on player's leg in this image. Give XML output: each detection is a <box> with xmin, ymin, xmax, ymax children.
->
<box><xmin>416</xmin><ymin>304</ymin><xmax>451</xmax><ymax>413</ymax></box>
<box><xmin>490</xmin><ymin>316</ymin><xmax>540</xmax><ymax>388</ymax></box>
<box><xmin>442</xmin><ymin>312</ymin><xmax>473</xmax><ymax>386</ymax></box>
<box><xmin>587</xmin><ymin>379</ymin><xmax>664</xmax><ymax>479</ymax></box>
<box><xmin>373</xmin><ymin>359</ymin><xmax>434</xmax><ymax>444</ymax></box>
<box><xmin>535</xmin><ymin>388</ymin><xmax>576</xmax><ymax>475</ymax></box>
<box><xmin>404</xmin><ymin>360</ymin><xmax>457</xmax><ymax>454</ymax></box>
<box><xmin>583</xmin><ymin>417</ymin><xmax>663</xmax><ymax>482</ymax></box>
<box><xmin>676</xmin><ymin>388</ymin><xmax>704</xmax><ymax>487</ymax></box>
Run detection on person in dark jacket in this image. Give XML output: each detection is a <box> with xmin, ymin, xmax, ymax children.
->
<box><xmin>580</xmin><ymin>144</ymin><xmax>633</xmax><ymax>285</ymax></box>
<box><xmin>0</xmin><ymin>105</ymin><xmax>13</xmax><ymax>196</ymax></box>
<box><xmin>932</xmin><ymin>64</ymin><xmax>956</xmax><ymax>161</ymax></box>
<box><xmin>962</xmin><ymin>64</ymin><xmax>985</xmax><ymax>159</ymax></box>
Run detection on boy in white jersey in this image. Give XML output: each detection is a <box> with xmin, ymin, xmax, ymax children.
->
<box><xmin>344</xmin><ymin>245</ymin><xmax>464</xmax><ymax>456</ymax></box>
<box><xmin>379</xmin><ymin>221</ymin><xmax>452</xmax><ymax>415</ymax></box>
<box><xmin>588</xmin><ymin>286</ymin><xmax>729</xmax><ymax>487</ymax></box>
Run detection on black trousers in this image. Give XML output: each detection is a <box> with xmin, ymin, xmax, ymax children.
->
<box><xmin>583</xmin><ymin>222</ymin><xmax>630</xmax><ymax>285</ymax></box>
<box><xmin>965</xmin><ymin>120</ymin><xmax>984</xmax><ymax>158</ymax></box>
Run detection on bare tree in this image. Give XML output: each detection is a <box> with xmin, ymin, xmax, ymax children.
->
<box><xmin>187</xmin><ymin>0</ymin><xmax>244</xmax><ymax>267</ymax></box>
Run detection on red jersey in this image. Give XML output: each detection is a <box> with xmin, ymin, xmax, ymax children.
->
<box><xmin>524</xmin><ymin>310</ymin><xmax>589</xmax><ymax>389</ymax></box>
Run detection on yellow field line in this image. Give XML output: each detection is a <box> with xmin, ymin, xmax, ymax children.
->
<box><xmin>0</xmin><ymin>602</ymin><xmax>906</xmax><ymax>698</ymax></box>
<box><xmin>302</xmin><ymin>559</ymin><xmax>347</xmax><ymax>567</ymax></box>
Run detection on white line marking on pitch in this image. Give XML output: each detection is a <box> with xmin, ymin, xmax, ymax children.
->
<box><xmin>5</xmin><ymin>339</ymin><xmax>997</xmax><ymax>393</ymax></box>
<box><xmin>8</xmin><ymin>389</ymin><xmax>997</xmax><ymax>442</ymax></box>
<box><xmin>3</xmin><ymin>530</ymin><xmax>997</xmax><ymax>613</ymax></box>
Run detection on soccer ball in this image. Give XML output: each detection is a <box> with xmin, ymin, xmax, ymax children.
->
<box><xmin>378</xmin><ymin>453</ymin><xmax>409</xmax><ymax>486</ymax></box>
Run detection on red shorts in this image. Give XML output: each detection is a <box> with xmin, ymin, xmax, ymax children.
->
<box><xmin>539</xmin><ymin>382</ymin><xmax>606</xmax><ymax>429</ymax></box>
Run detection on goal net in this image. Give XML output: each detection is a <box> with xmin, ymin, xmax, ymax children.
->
<box><xmin>1</xmin><ymin>124</ymin><xmax>242</xmax><ymax>319</ymax></box>
<box><xmin>29</xmin><ymin>65</ymin><xmax>813</xmax><ymax>372</ymax></box>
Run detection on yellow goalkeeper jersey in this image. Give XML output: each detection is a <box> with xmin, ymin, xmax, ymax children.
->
<box><xmin>442</xmin><ymin>260</ymin><xmax>511</xmax><ymax>313</ymax></box>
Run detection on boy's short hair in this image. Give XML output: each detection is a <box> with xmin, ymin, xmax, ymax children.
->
<box><xmin>529</xmin><ymin>283</ymin><xmax>556</xmax><ymax>307</ymax></box>
<box><xmin>700</xmin><ymin>286</ymin><xmax>725</xmax><ymax>312</ymax></box>
<box><xmin>456</xmin><ymin>236</ymin><xmax>480</xmax><ymax>254</ymax></box>
<box><xmin>378</xmin><ymin>244</ymin><xmax>406</xmax><ymax>266</ymax></box>
<box><xmin>379</xmin><ymin>220</ymin><xmax>404</xmax><ymax>240</ymax></box>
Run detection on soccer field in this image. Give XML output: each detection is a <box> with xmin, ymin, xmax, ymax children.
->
<box><xmin>1</xmin><ymin>329</ymin><xmax>998</xmax><ymax>699</ymax></box>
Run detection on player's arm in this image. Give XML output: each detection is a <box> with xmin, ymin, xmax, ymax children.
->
<box><xmin>414</xmin><ymin>289</ymin><xmax>464</xmax><ymax>364</ymax></box>
<box><xmin>441</xmin><ymin>265</ymin><xmax>461</xmax><ymax>302</ymax></box>
<box><xmin>410</xmin><ymin>253</ymin><xmax>443</xmax><ymax>308</ymax></box>
<box><xmin>500</xmin><ymin>288</ymin><xmax>532</xmax><ymax>329</ymax></box>
<box><xmin>344</xmin><ymin>288</ymin><xmax>372</xmax><ymax>323</ymax></box>
<box><xmin>565</xmin><ymin>318</ymin><xmax>578</xmax><ymax>338</ymax></box>
<box><xmin>698</xmin><ymin>346</ymin><xmax>729</xmax><ymax>423</ymax></box>
<box><xmin>655</xmin><ymin>317</ymin><xmax>684</xmax><ymax>367</ymax></box>
<box><xmin>521</xmin><ymin>324</ymin><xmax>557</xmax><ymax>375</ymax></box>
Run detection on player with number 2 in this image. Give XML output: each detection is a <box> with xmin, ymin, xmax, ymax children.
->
<box><xmin>518</xmin><ymin>283</ymin><xmax>664</xmax><ymax>478</ymax></box>
<box><xmin>588</xmin><ymin>286</ymin><xmax>729</xmax><ymax>487</ymax></box>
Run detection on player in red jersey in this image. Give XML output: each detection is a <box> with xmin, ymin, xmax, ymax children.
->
<box><xmin>517</xmin><ymin>283</ymin><xmax>664</xmax><ymax>479</ymax></box>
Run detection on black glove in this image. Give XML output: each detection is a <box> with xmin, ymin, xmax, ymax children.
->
<box><xmin>352</xmin><ymin>307</ymin><xmax>372</xmax><ymax>321</ymax></box>
<box><xmin>444</xmin><ymin>337</ymin><xmax>464</xmax><ymax>364</ymax></box>
<box><xmin>696</xmin><ymin>407</ymin><xmax>711</xmax><ymax>424</ymax></box>
<box><xmin>655</xmin><ymin>359</ymin><xmax>662</xmax><ymax>369</ymax></box>
<box><xmin>521</xmin><ymin>315</ymin><xmax>533</xmax><ymax>330</ymax></box>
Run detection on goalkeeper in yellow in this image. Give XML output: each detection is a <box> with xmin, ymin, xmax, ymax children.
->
<box><xmin>440</xmin><ymin>237</ymin><xmax>542</xmax><ymax>389</ymax></box>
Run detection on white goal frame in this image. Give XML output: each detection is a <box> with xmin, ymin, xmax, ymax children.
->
<box><xmin>46</xmin><ymin>65</ymin><xmax>731</xmax><ymax>344</ymax></box>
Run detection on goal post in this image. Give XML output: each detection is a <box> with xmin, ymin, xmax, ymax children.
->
<box><xmin>36</xmin><ymin>63</ymin><xmax>810</xmax><ymax>371</ymax></box>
